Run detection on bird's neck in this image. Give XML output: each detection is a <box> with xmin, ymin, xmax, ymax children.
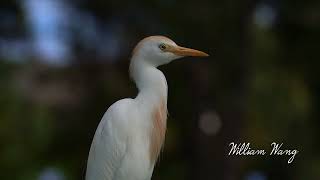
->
<box><xmin>130</xmin><ymin>56</ymin><xmax>168</xmax><ymax>164</ymax></box>
<box><xmin>130</xmin><ymin>57</ymin><xmax>168</xmax><ymax>106</ymax></box>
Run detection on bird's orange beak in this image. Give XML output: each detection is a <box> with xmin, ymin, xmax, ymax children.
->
<box><xmin>167</xmin><ymin>46</ymin><xmax>209</xmax><ymax>57</ymax></box>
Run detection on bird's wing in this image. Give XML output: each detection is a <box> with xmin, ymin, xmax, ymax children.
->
<box><xmin>86</xmin><ymin>99</ymin><xmax>134</xmax><ymax>180</ymax></box>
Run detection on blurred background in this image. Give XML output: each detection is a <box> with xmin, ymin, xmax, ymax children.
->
<box><xmin>0</xmin><ymin>0</ymin><xmax>319</xmax><ymax>179</ymax></box>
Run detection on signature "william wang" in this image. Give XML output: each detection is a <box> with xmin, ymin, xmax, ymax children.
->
<box><xmin>228</xmin><ymin>142</ymin><xmax>299</xmax><ymax>164</ymax></box>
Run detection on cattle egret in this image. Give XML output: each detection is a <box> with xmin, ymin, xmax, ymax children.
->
<box><xmin>86</xmin><ymin>36</ymin><xmax>209</xmax><ymax>180</ymax></box>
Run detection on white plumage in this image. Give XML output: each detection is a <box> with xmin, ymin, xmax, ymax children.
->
<box><xmin>86</xmin><ymin>36</ymin><xmax>208</xmax><ymax>180</ymax></box>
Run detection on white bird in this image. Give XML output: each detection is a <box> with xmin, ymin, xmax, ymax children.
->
<box><xmin>86</xmin><ymin>36</ymin><xmax>208</xmax><ymax>180</ymax></box>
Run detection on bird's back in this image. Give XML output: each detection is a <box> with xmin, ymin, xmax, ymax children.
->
<box><xmin>86</xmin><ymin>98</ymin><xmax>154</xmax><ymax>180</ymax></box>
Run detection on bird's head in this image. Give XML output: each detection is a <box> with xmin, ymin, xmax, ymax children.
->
<box><xmin>132</xmin><ymin>36</ymin><xmax>209</xmax><ymax>66</ymax></box>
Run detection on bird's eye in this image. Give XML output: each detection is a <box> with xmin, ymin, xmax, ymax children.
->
<box><xmin>159</xmin><ymin>43</ymin><xmax>167</xmax><ymax>51</ymax></box>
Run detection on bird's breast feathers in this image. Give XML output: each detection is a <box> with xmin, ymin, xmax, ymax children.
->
<box><xmin>87</xmin><ymin>97</ymin><xmax>167</xmax><ymax>180</ymax></box>
<box><xmin>149</xmin><ymin>98</ymin><xmax>167</xmax><ymax>163</ymax></box>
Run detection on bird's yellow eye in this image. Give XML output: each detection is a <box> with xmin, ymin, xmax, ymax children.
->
<box><xmin>159</xmin><ymin>43</ymin><xmax>167</xmax><ymax>51</ymax></box>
